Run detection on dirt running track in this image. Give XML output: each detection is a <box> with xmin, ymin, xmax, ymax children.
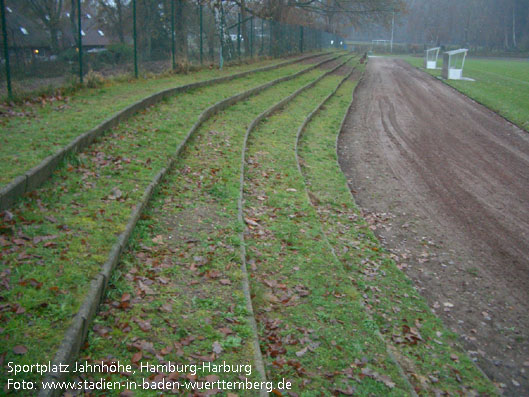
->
<box><xmin>338</xmin><ymin>58</ymin><xmax>529</xmax><ymax>395</ymax></box>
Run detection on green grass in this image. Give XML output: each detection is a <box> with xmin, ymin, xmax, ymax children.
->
<box><xmin>0</xmin><ymin>60</ymin><xmax>331</xmax><ymax>391</ymax></box>
<box><xmin>0</xmin><ymin>53</ymin><xmax>327</xmax><ymax>187</ymax></box>
<box><xmin>297</xmin><ymin>71</ymin><xmax>497</xmax><ymax>395</ymax></box>
<box><xmin>63</xmin><ymin>62</ymin><xmax>339</xmax><ymax>396</ymax></box>
<box><xmin>403</xmin><ymin>56</ymin><xmax>529</xmax><ymax>131</ymax></box>
<box><xmin>243</xmin><ymin>61</ymin><xmax>417</xmax><ymax>395</ymax></box>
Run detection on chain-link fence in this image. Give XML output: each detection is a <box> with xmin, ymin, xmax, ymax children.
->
<box><xmin>0</xmin><ymin>0</ymin><xmax>344</xmax><ymax>100</ymax></box>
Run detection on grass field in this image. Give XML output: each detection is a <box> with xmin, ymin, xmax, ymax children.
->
<box><xmin>0</xmin><ymin>53</ymin><xmax>497</xmax><ymax>395</ymax></box>
<box><xmin>404</xmin><ymin>56</ymin><xmax>529</xmax><ymax>131</ymax></box>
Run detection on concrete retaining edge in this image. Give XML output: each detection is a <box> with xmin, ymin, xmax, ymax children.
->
<box><xmin>237</xmin><ymin>54</ymin><xmax>354</xmax><ymax>397</ymax></box>
<box><xmin>37</xmin><ymin>53</ymin><xmax>343</xmax><ymax>397</ymax></box>
<box><xmin>0</xmin><ymin>51</ymin><xmax>330</xmax><ymax>212</ymax></box>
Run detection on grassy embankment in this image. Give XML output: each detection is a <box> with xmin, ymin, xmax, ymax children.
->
<box><xmin>0</xmin><ymin>54</ymin><xmax>327</xmax><ymax>187</ymax></box>
<box><xmin>66</xmin><ymin>59</ymin><xmax>356</xmax><ymax>396</ymax></box>
<box><xmin>0</xmin><ymin>56</ymin><xmax>333</xmax><ymax>389</ymax></box>
<box><xmin>404</xmin><ymin>56</ymin><xmax>529</xmax><ymax>131</ymax></box>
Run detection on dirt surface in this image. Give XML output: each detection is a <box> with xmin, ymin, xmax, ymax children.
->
<box><xmin>338</xmin><ymin>57</ymin><xmax>529</xmax><ymax>395</ymax></box>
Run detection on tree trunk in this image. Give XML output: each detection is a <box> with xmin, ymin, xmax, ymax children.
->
<box><xmin>70</xmin><ymin>0</ymin><xmax>77</xmax><ymax>47</ymax></box>
<box><xmin>116</xmin><ymin>0</ymin><xmax>125</xmax><ymax>43</ymax></box>
<box><xmin>175</xmin><ymin>0</ymin><xmax>188</xmax><ymax>59</ymax></box>
<box><xmin>241</xmin><ymin>0</ymin><xmax>249</xmax><ymax>53</ymax></box>
<box><xmin>49</xmin><ymin>24</ymin><xmax>60</xmax><ymax>54</ymax></box>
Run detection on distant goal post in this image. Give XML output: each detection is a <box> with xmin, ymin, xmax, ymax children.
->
<box><xmin>371</xmin><ymin>39</ymin><xmax>391</xmax><ymax>53</ymax></box>
<box><xmin>424</xmin><ymin>47</ymin><xmax>440</xmax><ymax>69</ymax></box>
<box><xmin>442</xmin><ymin>48</ymin><xmax>469</xmax><ymax>80</ymax></box>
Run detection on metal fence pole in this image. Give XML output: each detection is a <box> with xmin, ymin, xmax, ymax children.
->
<box><xmin>299</xmin><ymin>25</ymin><xmax>303</xmax><ymax>53</ymax></box>
<box><xmin>199</xmin><ymin>3</ymin><xmax>203</xmax><ymax>64</ymax></box>
<box><xmin>237</xmin><ymin>13</ymin><xmax>241</xmax><ymax>59</ymax></box>
<box><xmin>77</xmin><ymin>0</ymin><xmax>83</xmax><ymax>83</ymax></box>
<box><xmin>0</xmin><ymin>0</ymin><xmax>11</xmax><ymax>99</ymax></box>
<box><xmin>171</xmin><ymin>0</ymin><xmax>175</xmax><ymax>69</ymax></box>
<box><xmin>133</xmin><ymin>0</ymin><xmax>138</xmax><ymax>78</ymax></box>
<box><xmin>220</xmin><ymin>4</ymin><xmax>224</xmax><ymax>69</ymax></box>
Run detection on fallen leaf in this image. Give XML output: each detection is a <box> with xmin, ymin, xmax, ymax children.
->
<box><xmin>13</xmin><ymin>345</ymin><xmax>27</xmax><ymax>355</ymax></box>
<box><xmin>244</xmin><ymin>217</ymin><xmax>259</xmax><ymax>227</ymax></box>
<box><xmin>295</xmin><ymin>347</ymin><xmax>308</xmax><ymax>357</ymax></box>
<box><xmin>131</xmin><ymin>351</ymin><xmax>142</xmax><ymax>364</ymax></box>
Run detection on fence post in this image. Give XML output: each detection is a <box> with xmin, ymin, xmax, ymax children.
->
<box><xmin>237</xmin><ymin>13</ymin><xmax>241</xmax><ymax>59</ymax></box>
<box><xmin>199</xmin><ymin>3</ymin><xmax>203</xmax><ymax>64</ymax></box>
<box><xmin>299</xmin><ymin>25</ymin><xmax>303</xmax><ymax>53</ymax></box>
<box><xmin>133</xmin><ymin>0</ymin><xmax>138</xmax><ymax>78</ymax></box>
<box><xmin>219</xmin><ymin>4</ymin><xmax>224</xmax><ymax>69</ymax></box>
<box><xmin>77</xmin><ymin>0</ymin><xmax>83</xmax><ymax>83</ymax></box>
<box><xmin>171</xmin><ymin>0</ymin><xmax>175</xmax><ymax>69</ymax></box>
<box><xmin>250</xmin><ymin>16</ymin><xmax>253</xmax><ymax>58</ymax></box>
<box><xmin>0</xmin><ymin>0</ymin><xmax>11</xmax><ymax>99</ymax></box>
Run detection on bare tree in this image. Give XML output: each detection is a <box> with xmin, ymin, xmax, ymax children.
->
<box><xmin>23</xmin><ymin>0</ymin><xmax>65</xmax><ymax>53</ymax></box>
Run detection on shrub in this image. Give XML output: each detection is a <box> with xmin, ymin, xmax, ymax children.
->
<box><xmin>84</xmin><ymin>70</ymin><xmax>105</xmax><ymax>88</ymax></box>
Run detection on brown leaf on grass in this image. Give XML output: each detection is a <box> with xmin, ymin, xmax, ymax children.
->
<box><xmin>2</xmin><ymin>210</ymin><xmax>14</xmax><ymax>222</ymax></box>
<box><xmin>294</xmin><ymin>285</ymin><xmax>310</xmax><ymax>297</ymax></box>
<box><xmin>218</xmin><ymin>327</ymin><xmax>233</xmax><ymax>336</ymax></box>
<box><xmin>206</xmin><ymin>375</ymin><xmax>220</xmax><ymax>383</ymax></box>
<box><xmin>180</xmin><ymin>335</ymin><xmax>195</xmax><ymax>346</ymax></box>
<box><xmin>137</xmin><ymin>280</ymin><xmax>155</xmax><ymax>295</ymax></box>
<box><xmin>93</xmin><ymin>324</ymin><xmax>111</xmax><ymax>337</ymax></box>
<box><xmin>160</xmin><ymin>346</ymin><xmax>173</xmax><ymax>356</ymax></box>
<box><xmin>152</xmin><ymin>235</ymin><xmax>163</xmax><ymax>245</ymax></box>
<box><xmin>295</xmin><ymin>347</ymin><xmax>308</xmax><ymax>357</ymax></box>
<box><xmin>206</xmin><ymin>269</ymin><xmax>221</xmax><ymax>279</ymax></box>
<box><xmin>13</xmin><ymin>345</ymin><xmax>28</xmax><ymax>355</ymax></box>
<box><xmin>160</xmin><ymin>303</ymin><xmax>173</xmax><ymax>313</ymax></box>
<box><xmin>131</xmin><ymin>351</ymin><xmax>142</xmax><ymax>364</ymax></box>
<box><xmin>334</xmin><ymin>386</ymin><xmax>356</xmax><ymax>395</ymax></box>
<box><xmin>43</xmin><ymin>241</ymin><xmax>57</xmax><ymax>248</ymax></box>
<box><xmin>219</xmin><ymin>279</ymin><xmax>231</xmax><ymax>285</ymax></box>
<box><xmin>33</xmin><ymin>235</ymin><xmax>58</xmax><ymax>244</ymax></box>
<box><xmin>135</xmin><ymin>319</ymin><xmax>152</xmax><ymax>332</ymax></box>
<box><xmin>130</xmin><ymin>340</ymin><xmax>156</xmax><ymax>355</ymax></box>
<box><xmin>378</xmin><ymin>375</ymin><xmax>396</xmax><ymax>389</ymax></box>
<box><xmin>18</xmin><ymin>278</ymin><xmax>43</xmax><ymax>289</ymax></box>
<box><xmin>108</xmin><ymin>187</ymin><xmax>123</xmax><ymax>200</ymax></box>
<box><xmin>244</xmin><ymin>217</ymin><xmax>259</xmax><ymax>227</ymax></box>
